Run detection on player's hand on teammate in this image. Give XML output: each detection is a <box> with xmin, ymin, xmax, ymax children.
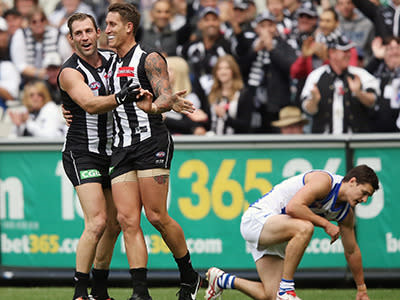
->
<box><xmin>171</xmin><ymin>89</ymin><xmax>195</xmax><ymax>114</ymax></box>
<box><xmin>135</xmin><ymin>88</ymin><xmax>155</xmax><ymax>112</ymax></box>
<box><xmin>61</xmin><ymin>104</ymin><xmax>72</xmax><ymax>126</ymax></box>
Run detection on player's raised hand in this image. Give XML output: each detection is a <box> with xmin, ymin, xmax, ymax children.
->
<box><xmin>171</xmin><ymin>90</ymin><xmax>195</xmax><ymax>114</ymax></box>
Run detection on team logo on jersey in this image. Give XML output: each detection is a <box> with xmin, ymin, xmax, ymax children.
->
<box><xmin>89</xmin><ymin>81</ymin><xmax>101</xmax><ymax>90</ymax></box>
<box><xmin>155</xmin><ymin>151</ymin><xmax>166</xmax><ymax>158</ymax></box>
<box><xmin>117</xmin><ymin>66</ymin><xmax>135</xmax><ymax>77</ymax></box>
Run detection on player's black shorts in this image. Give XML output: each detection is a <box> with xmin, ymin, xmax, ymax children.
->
<box><xmin>62</xmin><ymin>150</ymin><xmax>111</xmax><ymax>188</ymax></box>
<box><xmin>110</xmin><ymin>133</ymin><xmax>174</xmax><ymax>179</ymax></box>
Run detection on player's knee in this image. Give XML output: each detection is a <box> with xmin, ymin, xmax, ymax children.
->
<box><xmin>87</xmin><ymin>215</ymin><xmax>107</xmax><ymax>239</ymax></box>
<box><xmin>146</xmin><ymin>210</ymin><xmax>169</xmax><ymax>232</ymax></box>
<box><xmin>297</xmin><ymin>219</ymin><xmax>314</xmax><ymax>238</ymax></box>
<box><xmin>116</xmin><ymin>213</ymin><xmax>140</xmax><ymax>231</ymax></box>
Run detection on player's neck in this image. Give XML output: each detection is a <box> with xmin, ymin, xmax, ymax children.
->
<box><xmin>117</xmin><ymin>40</ymin><xmax>137</xmax><ymax>58</ymax></box>
<box><xmin>76</xmin><ymin>51</ymin><xmax>102</xmax><ymax>69</ymax></box>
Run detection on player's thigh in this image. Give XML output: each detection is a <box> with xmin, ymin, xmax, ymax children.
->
<box><xmin>256</xmin><ymin>254</ymin><xmax>284</xmax><ymax>297</ymax></box>
<box><xmin>75</xmin><ymin>182</ymin><xmax>107</xmax><ymax>219</ymax></box>
<box><xmin>138</xmin><ymin>169</ymin><xmax>169</xmax><ymax>213</ymax></box>
<box><xmin>111</xmin><ymin>174</ymin><xmax>142</xmax><ymax>217</ymax></box>
<box><xmin>259</xmin><ymin>214</ymin><xmax>312</xmax><ymax>247</ymax></box>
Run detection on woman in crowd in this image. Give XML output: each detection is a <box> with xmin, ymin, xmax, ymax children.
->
<box><xmin>8</xmin><ymin>80</ymin><xmax>65</xmax><ymax>137</ymax></box>
<box><xmin>208</xmin><ymin>54</ymin><xmax>253</xmax><ymax>135</ymax></box>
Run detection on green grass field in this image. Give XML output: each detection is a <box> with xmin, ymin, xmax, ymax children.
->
<box><xmin>1</xmin><ymin>287</ymin><xmax>399</xmax><ymax>300</ymax></box>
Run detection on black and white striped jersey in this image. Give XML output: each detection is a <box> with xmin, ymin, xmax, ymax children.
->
<box><xmin>59</xmin><ymin>49</ymin><xmax>114</xmax><ymax>155</ymax></box>
<box><xmin>108</xmin><ymin>44</ymin><xmax>168</xmax><ymax>148</ymax></box>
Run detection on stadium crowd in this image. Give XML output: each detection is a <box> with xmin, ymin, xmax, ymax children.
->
<box><xmin>0</xmin><ymin>0</ymin><xmax>399</xmax><ymax>137</ymax></box>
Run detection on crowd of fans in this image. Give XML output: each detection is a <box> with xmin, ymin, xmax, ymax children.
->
<box><xmin>0</xmin><ymin>0</ymin><xmax>399</xmax><ymax>137</ymax></box>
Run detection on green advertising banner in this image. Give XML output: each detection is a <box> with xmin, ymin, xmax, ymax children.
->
<box><xmin>353</xmin><ymin>149</ymin><xmax>400</xmax><ymax>268</ymax></box>
<box><xmin>1</xmin><ymin>144</ymin><xmax>352</xmax><ymax>270</ymax></box>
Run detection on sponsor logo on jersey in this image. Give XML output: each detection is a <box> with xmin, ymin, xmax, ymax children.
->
<box><xmin>155</xmin><ymin>151</ymin><xmax>166</xmax><ymax>158</ymax></box>
<box><xmin>117</xmin><ymin>66</ymin><xmax>135</xmax><ymax>77</ymax></box>
<box><xmin>80</xmin><ymin>169</ymin><xmax>101</xmax><ymax>179</ymax></box>
<box><xmin>89</xmin><ymin>81</ymin><xmax>101</xmax><ymax>90</ymax></box>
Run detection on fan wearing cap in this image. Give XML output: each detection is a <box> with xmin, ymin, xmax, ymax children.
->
<box><xmin>271</xmin><ymin>106</ymin><xmax>309</xmax><ymax>134</ymax></box>
<box><xmin>236</xmin><ymin>10</ymin><xmax>297</xmax><ymax>133</ymax></box>
<box><xmin>301</xmin><ymin>36</ymin><xmax>380</xmax><ymax>134</ymax></box>
<box><xmin>179</xmin><ymin>6</ymin><xmax>233</xmax><ymax>94</ymax></box>
<box><xmin>43</xmin><ymin>52</ymin><xmax>62</xmax><ymax>105</ymax></box>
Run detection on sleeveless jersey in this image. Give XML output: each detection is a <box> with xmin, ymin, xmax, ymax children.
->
<box><xmin>250</xmin><ymin>170</ymin><xmax>351</xmax><ymax>222</ymax></box>
<box><xmin>59</xmin><ymin>50</ymin><xmax>114</xmax><ymax>155</ymax></box>
<box><xmin>108</xmin><ymin>44</ymin><xmax>168</xmax><ymax>148</ymax></box>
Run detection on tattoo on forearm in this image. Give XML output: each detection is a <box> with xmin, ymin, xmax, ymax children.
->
<box><xmin>145</xmin><ymin>53</ymin><xmax>173</xmax><ymax>112</ymax></box>
<box><xmin>153</xmin><ymin>175</ymin><xmax>169</xmax><ymax>184</ymax></box>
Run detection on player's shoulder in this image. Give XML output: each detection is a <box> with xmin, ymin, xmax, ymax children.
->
<box><xmin>304</xmin><ymin>170</ymin><xmax>333</xmax><ymax>189</ymax></box>
<box><xmin>98</xmin><ymin>48</ymin><xmax>116</xmax><ymax>60</ymax></box>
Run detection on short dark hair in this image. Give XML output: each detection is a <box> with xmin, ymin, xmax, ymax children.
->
<box><xmin>67</xmin><ymin>13</ymin><xmax>98</xmax><ymax>36</ymax></box>
<box><xmin>108</xmin><ymin>3</ymin><xmax>141</xmax><ymax>36</ymax></box>
<box><xmin>323</xmin><ymin>7</ymin><xmax>339</xmax><ymax>22</ymax></box>
<box><xmin>343</xmin><ymin>164</ymin><xmax>379</xmax><ymax>191</ymax></box>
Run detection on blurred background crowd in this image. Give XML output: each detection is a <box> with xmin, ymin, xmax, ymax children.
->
<box><xmin>0</xmin><ymin>0</ymin><xmax>399</xmax><ymax>138</ymax></box>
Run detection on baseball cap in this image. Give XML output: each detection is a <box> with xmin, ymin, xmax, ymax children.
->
<box><xmin>297</xmin><ymin>1</ymin><xmax>318</xmax><ymax>18</ymax></box>
<box><xmin>43</xmin><ymin>52</ymin><xmax>62</xmax><ymax>68</ymax></box>
<box><xmin>255</xmin><ymin>11</ymin><xmax>276</xmax><ymax>24</ymax></box>
<box><xmin>328</xmin><ymin>36</ymin><xmax>356</xmax><ymax>51</ymax></box>
<box><xmin>234</xmin><ymin>0</ymin><xmax>249</xmax><ymax>10</ymax></box>
<box><xmin>0</xmin><ymin>17</ymin><xmax>8</xmax><ymax>32</ymax></box>
<box><xmin>199</xmin><ymin>7</ymin><xmax>219</xmax><ymax>19</ymax></box>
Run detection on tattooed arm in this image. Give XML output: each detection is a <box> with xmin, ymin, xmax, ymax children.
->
<box><xmin>143</xmin><ymin>52</ymin><xmax>194</xmax><ymax>114</ymax></box>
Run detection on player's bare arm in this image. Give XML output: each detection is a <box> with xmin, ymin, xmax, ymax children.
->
<box><xmin>144</xmin><ymin>52</ymin><xmax>194</xmax><ymax>114</ymax></box>
<box><xmin>59</xmin><ymin>68</ymin><xmax>119</xmax><ymax>114</ymax></box>
<box><xmin>286</xmin><ymin>171</ymin><xmax>340</xmax><ymax>242</ymax></box>
<box><xmin>340</xmin><ymin>210</ymin><xmax>370</xmax><ymax>300</ymax></box>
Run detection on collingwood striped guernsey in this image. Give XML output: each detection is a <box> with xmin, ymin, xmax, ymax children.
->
<box><xmin>108</xmin><ymin>44</ymin><xmax>168</xmax><ymax>148</ymax></box>
<box><xmin>59</xmin><ymin>49</ymin><xmax>114</xmax><ymax>155</ymax></box>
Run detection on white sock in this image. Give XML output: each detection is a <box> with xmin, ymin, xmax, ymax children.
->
<box><xmin>278</xmin><ymin>278</ymin><xmax>295</xmax><ymax>295</ymax></box>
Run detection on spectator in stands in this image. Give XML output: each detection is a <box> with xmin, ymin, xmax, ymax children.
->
<box><xmin>366</xmin><ymin>36</ymin><xmax>400</xmax><ymax>132</ymax></box>
<box><xmin>13</xmin><ymin>0</ymin><xmax>38</xmax><ymax>28</ymax></box>
<box><xmin>267</xmin><ymin>0</ymin><xmax>295</xmax><ymax>42</ymax></box>
<box><xmin>236</xmin><ymin>11</ymin><xmax>297</xmax><ymax>133</ymax></box>
<box><xmin>283</xmin><ymin>0</ymin><xmax>301</xmax><ymax>21</ymax></box>
<box><xmin>271</xmin><ymin>105</ymin><xmax>308</xmax><ymax>134</ymax></box>
<box><xmin>138</xmin><ymin>0</ymin><xmax>192</xmax><ymax>57</ymax></box>
<box><xmin>170</xmin><ymin>0</ymin><xmax>188</xmax><ymax>31</ymax></box>
<box><xmin>8</xmin><ymin>80</ymin><xmax>65</xmax><ymax>137</ymax></box>
<box><xmin>301</xmin><ymin>36</ymin><xmax>379</xmax><ymax>134</ymax></box>
<box><xmin>49</xmin><ymin>0</ymin><xmax>96</xmax><ymax>34</ymax></box>
<box><xmin>336</xmin><ymin>0</ymin><xmax>375</xmax><ymax>65</ymax></box>
<box><xmin>289</xmin><ymin>2</ymin><xmax>321</xmax><ymax>106</ymax></box>
<box><xmin>0</xmin><ymin>17</ymin><xmax>20</xmax><ymax>112</ymax></box>
<box><xmin>43</xmin><ymin>52</ymin><xmax>62</xmax><ymax>105</ymax></box>
<box><xmin>180</xmin><ymin>7</ymin><xmax>233</xmax><ymax>94</ymax></box>
<box><xmin>164</xmin><ymin>56</ymin><xmax>209</xmax><ymax>135</ymax></box>
<box><xmin>10</xmin><ymin>6</ymin><xmax>72</xmax><ymax>82</ymax></box>
<box><xmin>207</xmin><ymin>54</ymin><xmax>253</xmax><ymax>135</ymax></box>
<box><xmin>3</xmin><ymin>8</ymin><xmax>23</xmax><ymax>36</ymax></box>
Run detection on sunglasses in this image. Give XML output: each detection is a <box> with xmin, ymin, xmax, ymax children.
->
<box><xmin>31</xmin><ymin>17</ymin><xmax>45</xmax><ymax>25</ymax></box>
